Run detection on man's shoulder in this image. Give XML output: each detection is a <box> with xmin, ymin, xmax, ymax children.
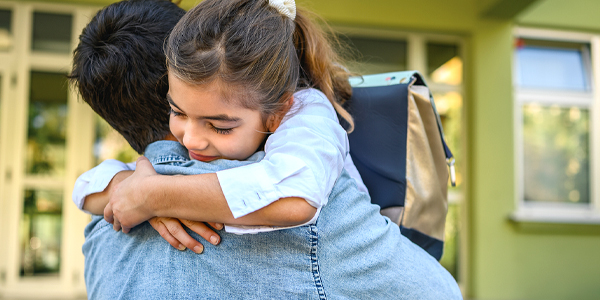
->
<box><xmin>144</xmin><ymin>140</ymin><xmax>189</xmax><ymax>164</ymax></box>
<box><xmin>144</xmin><ymin>139</ymin><xmax>266</xmax><ymax>175</ymax></box>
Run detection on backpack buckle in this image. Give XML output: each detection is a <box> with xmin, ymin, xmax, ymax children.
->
<box><xmin>447</xmin><ymin>157</ymin><xmax>456</xmax><ymax>187</ymax></box>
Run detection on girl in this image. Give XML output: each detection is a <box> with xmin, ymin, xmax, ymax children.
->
<box><xmin>79</xmin><ymin>0</ymin><xmax>367</xmax><ymax>248</ymax></box>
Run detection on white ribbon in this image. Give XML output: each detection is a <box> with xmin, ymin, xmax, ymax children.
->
<box><xmin>268</xmin><ymin>0</ymin><xmax>296</xmax><ymax>20</ymax></box>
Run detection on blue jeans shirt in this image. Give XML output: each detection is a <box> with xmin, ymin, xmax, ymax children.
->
<box><xmin>83</xmin><ymin>140</ymin><xmax>461</xmax><ymax>299</ymax></box>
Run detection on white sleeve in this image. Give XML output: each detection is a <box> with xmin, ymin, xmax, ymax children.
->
<box><xmin>216</xmin><ymin>89</ymin><xmax>348</xmax><ymax>218</ymax></box>
<box><xmin>72</xmin><ymin>159</ymin><xmax>136</xmax><ymax>213</ymax></box>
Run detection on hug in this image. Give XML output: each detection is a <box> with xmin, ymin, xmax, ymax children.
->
<box><xmin>70</xmin><ymin>0</ymin><xmax>462</xmax><ymax>298</ymax></box>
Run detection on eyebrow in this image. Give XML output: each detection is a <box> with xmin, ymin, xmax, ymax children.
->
<box><xmin>167</xmin><ymin>94</ymin><xmax>242</xmax><ymax>122</ymax></box>
<box><xmin>166</xmin><ymin>94</ymin><xmax>183</xmax><ymax>111</ymax></box>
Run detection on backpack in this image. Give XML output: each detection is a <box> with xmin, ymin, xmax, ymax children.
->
<box><xmin>347</xmin><ymin>71</ymin><xmax>455</xmax><ymax>261</ymax></box>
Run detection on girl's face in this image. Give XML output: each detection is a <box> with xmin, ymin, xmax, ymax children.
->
<box><xmin>167</xmin><ymin>73</ymin><xmax>270</xmax><ymax>162</ymax></box>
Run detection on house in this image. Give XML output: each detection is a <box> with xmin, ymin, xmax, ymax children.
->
<box><xmin>0</xmin><ymin>0</ymin><xmax>598</xmax><ymax>299</ymax></box>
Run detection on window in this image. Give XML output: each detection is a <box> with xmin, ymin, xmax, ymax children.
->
<box><xmin>20</xmin><ymin>189</ymin><xmax>62</xmax><ymax>277</ymax></box>
<box><xmin>20</xmin><ymin>71</ymin><xmax>68</xmax><ymax>278</ymax></box>
<box><xmin>31</xmin><ymin>12</ymin><xmax>72</xmax><ymax>53</ymax></box>
<box><xmin>515</xmin><ymin>40</ymin><xmax>590</xmax><ymax>91</ymax></box>
<box><xmin>512</xmin><ymin>28</ymin><xmax>600</xmax><ymax>223</ymax></box>
<box><xmin>26</xmin><ymin>71</ymin><xmax>68</xmax><ymax>177</ymax></box>
<box><xmin>427</xmin><ymin>42</ymin><xmax>462</xmax><ymax>85</ymax></box>
<box><xmin>340</xmin><ymin>35</ymin><xmax>407</xmax><ymax>75</ymax></box>
<box><xmin>0</xmin><ymin>9</ymin><xmax>12</xmax><ymax>51</ymax></box>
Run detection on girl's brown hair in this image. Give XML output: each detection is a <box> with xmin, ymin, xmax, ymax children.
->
<box><xmin>165</xmin><ymin>0</ymin><xmax>354</xmax><ymax>131</ymax></box>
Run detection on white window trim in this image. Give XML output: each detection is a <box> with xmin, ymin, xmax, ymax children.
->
<box><xmin>512</xmin><ymin>27</ymin><xmax>600</xmax><ymax>224</ymax></box>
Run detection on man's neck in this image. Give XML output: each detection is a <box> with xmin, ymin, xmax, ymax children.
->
<box><xmin>163</xmin><ymin>133</ymin><xmax>179</xmax><ymax>141</ymax></box>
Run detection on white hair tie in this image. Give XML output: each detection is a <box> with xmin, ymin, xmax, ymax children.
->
<box><xmin>268</xmin><ymin>0</ymin><xmax>296</xmax><ymax>20</ymax></box>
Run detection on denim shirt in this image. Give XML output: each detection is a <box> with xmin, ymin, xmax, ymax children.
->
<box><xmin>147</xmin><ymin>140</ymin><xmax>265</xmax><ymax>175</ymax></box>
<box><xmin>82</xmin><ymin>141</ymin><xmax>461</xmax><ymax>299</ymax></box>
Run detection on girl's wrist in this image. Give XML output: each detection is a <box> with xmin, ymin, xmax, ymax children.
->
<box><xmin>141</xmin><ymin>174</ymin><xmax>165</xmax><ymax>217</ymax></box>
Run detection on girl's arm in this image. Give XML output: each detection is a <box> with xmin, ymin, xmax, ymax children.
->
<box><xmin>106</xmin><ymin>156</ymin><xmax>317</xmax><ymax>232</ymax></box>
<box><xmin>83</xmin><ymin>170</ymin><xmax>133</xmax><ymax>214</ymax></box>
<box><xmin>77</xmin><ymin>164</ymin><xmax>224</xmax><ymax>253</ymax></box>
<box><xmin>73</xmin><ymin>159</ymin><xmax>135</xmax><ymax>213</ymax></box>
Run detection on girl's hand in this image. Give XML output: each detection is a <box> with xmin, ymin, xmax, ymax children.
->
<box><xmin>149</xmin><ymin>217</ymin><xmax>223</xmax><ymax>254</ymax></box>
<box><xmin>104</xmin><ymin>156</ymin><xmax>159</xmax><ymax>232</ymax></box>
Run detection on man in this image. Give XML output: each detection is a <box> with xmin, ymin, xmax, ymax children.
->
<box><xmin>71</xmin><ymin>1</ymin><xmax>319</xmax><ymax>297</ymax></box>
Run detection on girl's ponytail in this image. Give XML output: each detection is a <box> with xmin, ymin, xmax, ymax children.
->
<box><xmin>293</xmin><ymin>10</ymin><xmax>355</xmax><ymax>132</ymax></box>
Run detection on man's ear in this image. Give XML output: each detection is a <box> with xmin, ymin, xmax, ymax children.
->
<box><xmin>266</xmin><ymin>95</ymin><xmax>294</xmax><ymax>132</ymax></box>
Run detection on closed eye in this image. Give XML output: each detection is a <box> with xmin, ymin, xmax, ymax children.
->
<box><xmin>210</xmin><ymin>124</ymin><xmax>234</xmax><ymax>135</ymax></box>
<box><xmin>170</xmin><ymin>108</ymin><xmax>184</xmax><ymax>117</ymax></box>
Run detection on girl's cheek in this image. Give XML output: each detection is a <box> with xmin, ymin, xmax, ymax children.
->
<box><xmin>169</xmin><ymin>118</ymin><xmax>185</xmax><ymax>141</ymax></box>
<box><xmin>221</xmin><ymin>140</ymin><xmax>244</xmax><ymax>158</ymax></box>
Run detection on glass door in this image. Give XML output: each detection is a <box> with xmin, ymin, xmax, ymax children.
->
<box><xmin>20</xmin><ymin>70</ymin><xmax>69</xmax><ymax>277</ymax></box>
<box><xmin>0</xmin><ymin>3</ymin><xmax>97</xmax><ymax>298</ymax></box>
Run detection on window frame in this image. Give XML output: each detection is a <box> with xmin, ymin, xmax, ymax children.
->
<box><xmin>512</xmin><ymin>27</ymin><xmax>600</xmax><ymax>224</ymax></box>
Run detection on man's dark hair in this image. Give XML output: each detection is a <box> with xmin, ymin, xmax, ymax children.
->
<box><xmin>69</xmin><ymin>0</ymin><xmax>185</xmax><ymax>153</ymax></box>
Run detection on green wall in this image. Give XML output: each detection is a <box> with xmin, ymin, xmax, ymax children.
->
<box><xmin>18</xmin><ymin>0</ymin><xmax>480</xmax><ymax>33</ymax></box>
<box><xmin>469</xmin><ymin>1</ymin><xmax>600</xmax><ymax>300</ymax></box>
<box><xmin>468</xmin><ymin>18</ymin><xmax>600</xmax><ymax>299</ymax></box>
<box><xmin>469</xmin><ymin>19</ymin><xmax>515</xmax><ymax>299</ymax></box>
<box><xmin>299</xmin><ymin>0</ymin><xmax>477</xmax><ymax>33</ymax></box>
<box><xmin>518</xmin><ymin>0</ymin><xmax>600</xmax><ymax>32</ymax></box>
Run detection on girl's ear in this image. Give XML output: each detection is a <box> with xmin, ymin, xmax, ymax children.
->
<box><xmin>266</xmin><ymin>95</ymin><xmax>294</xmax><ymax>132</ymax></box>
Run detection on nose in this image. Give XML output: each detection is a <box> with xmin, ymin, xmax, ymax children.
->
<box><xmin>182</xmin><ymin>122</ymin><xmax>209</xmax><ymax>151</ymax></box>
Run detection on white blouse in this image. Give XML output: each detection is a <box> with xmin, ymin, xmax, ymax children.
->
<box><xmin>72</xmin><ymin>88</ymin><xmax>367</xmax><ymax>234</ymax></box>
